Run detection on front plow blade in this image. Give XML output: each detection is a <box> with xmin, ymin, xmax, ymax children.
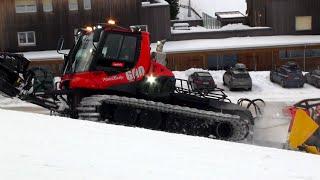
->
<box><xmin>289</xmin><ymin>109</ymin><xmax>319</xmax><ymax>149</ymax></box>
<box><xmin>0</xmin><ymin>52</ymin><xmax>30</xmax><ymax>97</ymax></box>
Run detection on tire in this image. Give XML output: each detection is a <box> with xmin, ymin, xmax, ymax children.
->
<box><xmin>281</xmin><ymin>80</ymin><xmax>286</xmax><ymax>88</ymax></box>
<box><xmin>270</xmin><ymin>75</ymin><xmax>274</xmax><ymax>82</ymax></box>
<box><xmin>316</xmin><ymin>80</ymin><xmax>320</xmax><ymax>88</ymax></box>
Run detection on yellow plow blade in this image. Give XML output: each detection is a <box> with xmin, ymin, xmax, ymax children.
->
<box><xmin>289</xmin><ymin>109</ymin><xmax>319</xmax><ymax>149</ymax></box>
<box><xmin>305</xmin><ymin>146</ymin><xmax>320</xmax><ymax>155</ymax></box>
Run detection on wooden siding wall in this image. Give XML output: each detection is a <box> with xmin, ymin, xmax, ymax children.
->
<box><xmin>140</xmin><ymin>4</ymin><xmax>171</xmax><ymax>42</ymax></box>
<box><xmin>166</xmin><ymin>45</ymin><xmax>320</xmax><ymax>71</ymax></box>
<box><xmin>247</xmin><ymin>0</ymin><xmax>320</xmax><ymax>35</ymax></box>
<box><xmin>0</xmin><ymin>2</ymin><xmax>10</xmax><ymax>51</ymax></box>
<box><xmin>2</xmin><ymin>0</ymin><xmax>141</xmax><ymax>52</ymax></box>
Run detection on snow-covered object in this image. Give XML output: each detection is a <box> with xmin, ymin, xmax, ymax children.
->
<box><xmin>179</xmin><ymin>0</ymin><xmax>247</xmax><ymax>16</ymax></box>
<box><xmin>151</xmin><ymin>35</ymin><xmax>320</xmax><ymax>53</ymax></box>
<box><xmin>1</xmin><ymin>109</ymin><xmax>320</xmax><ymax>180</ymax></box>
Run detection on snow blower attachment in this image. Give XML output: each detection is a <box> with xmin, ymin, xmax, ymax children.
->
<box><xmin>0</xmin><ymin>24</ymin><xmax>255</xmax><ymax>142</ymax></box>
<box><xmin>287</xmin><ymin>98</ymin><xmax>320</xmax><ymax>155</ymax></box>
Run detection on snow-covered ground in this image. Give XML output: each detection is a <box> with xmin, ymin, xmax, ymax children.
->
<box><xmin>0</xmin><ymin>70</ymin><xmax>318</xmax><ymax>148</ymax></box>
<box><xmin>1</xmin><ymin>109</ymin><xmax>320</xmax><ymax>180</ymax></box>
<box><xmin>174</xmin><ymin>69</ymin><xmax>320</xmax><ymax>102</ymax></box>
<box><xmin>1</xmin><ymin>70</ymin><xmax>317</xmax><ymax>107</ymax></box>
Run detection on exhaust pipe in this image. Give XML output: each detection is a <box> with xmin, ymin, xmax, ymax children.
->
<box><xmin>214</xmin><ymin>122</ymin><xmax>234</xmax><ymax>139</ymax></box>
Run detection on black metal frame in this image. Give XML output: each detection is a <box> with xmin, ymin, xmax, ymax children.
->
<box><xmin>294</xmin><ymin>98</ymin><xmax>320</xmax><ymax>109</ymax></box>
<box><xmin>174</xmin><ymin>78</ymin><xmax>231</xmax><ymax>102</ymax></box>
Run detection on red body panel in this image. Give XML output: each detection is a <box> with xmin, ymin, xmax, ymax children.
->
<box><xmin>61</xmin><ymin>30</ymin><xmax>174</xmax><ymax>90</ymax></box>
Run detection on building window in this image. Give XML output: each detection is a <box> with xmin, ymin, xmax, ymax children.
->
<box><xmin>68</xmin><ymin>0</ymin><xmax>78</xmax><ymax>11</ymax></box>
<box><xmin>83</xmin><ymin>0</ymin><xmax>91</xmax><ymax>10</ymax></box>
<box><xmin>43</xmin><ymin>0</ymin><xmax>53</xmax><ymax>12</ymax></box>
<box><xmin>17</xmin><ymin>31</ymin><xmax>36</xmax><ymax>46</ymax></box>
<box><xmin>15</xmin><ymin>0</ymin><xmax>37</xmax><ymax>13</ymax></box>
<box><xmin>295</xmin><ymin>16</ymin><xmax>312</xmax><ymax>31</ymax></box>
<box><xmin>280</xmin><ymin>49</ymin><xmax>320</xmax><ymax>59</ymax></box>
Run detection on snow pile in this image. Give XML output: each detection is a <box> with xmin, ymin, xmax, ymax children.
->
<box><xmin>220</xmin><ymin>23</ymin><xmax>255</xmax><ymax>31</ymax></box>
<box><xmin>179</xmin><ymin>0</ymin><xmax>247</xmax><ymax>16</ymax></box>
<box><xmin>0</xmin><ymin>95</ymin><xmax>37</xmax><ymax>108</ymax></box>
<box><xmin>1</xmin><ymin>109</ymin><xmax>320</xmax><ymax>180</ymax></box>
<box><xmin>174</xmin><ymin>69</ymin><xmax>320</xmax><ymax>102</ymax></box>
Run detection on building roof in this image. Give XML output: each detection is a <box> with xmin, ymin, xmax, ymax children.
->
<box><xmin>151</xmin><ymin>35</ymin><xmax>320</xmax><ymax>53</ymax></box>
<box><xmin>22</xmin><ymin>50</ymin><xmax>69</xmax><ymax>61</ymax></box>
<box><xmin>179</xmin><ymin>0</ymin><xmax>247</xmax><ymax>17</ymax></box>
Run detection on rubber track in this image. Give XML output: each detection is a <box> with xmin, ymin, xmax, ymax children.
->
<box><xmin>77</xmin><ymin>95</ymin><xmax>249</xmax><ymax>141</ymax></box>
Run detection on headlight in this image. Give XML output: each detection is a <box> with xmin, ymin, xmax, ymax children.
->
<box><xmin>146</xmin><ymin>74</ymin><xmax>157</xmax><ymax>85</ymax></box>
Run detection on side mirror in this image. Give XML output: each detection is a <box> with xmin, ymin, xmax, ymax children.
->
<box><xmin>57</xmin><ymin>37</ymin><xmax>66</xmax><ymax>55</ymax></box>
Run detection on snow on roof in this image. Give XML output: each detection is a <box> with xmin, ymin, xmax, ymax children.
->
<box><xmin>142</xmin><ymin>0</ymin><xmax>169</xmax><ymax>7</ymax></box>
<box><xmin>151</xmin><ymin>35</ymin><xmax>320</xmax><ymax>53</ymax></box>
<box><xmin>171</xmin><ymin>24</ymin><xmax>269</xmax><ymax>34</ymax></box>
<box><xmin>1</xmin><ymin>109</ymin><xmax>320</xmax><ymax>180</ymax></box>
<box><xmin>215</xmin><ymin>11</ymin><xmax>246</xmax><ymax>19</ymax></box>
<box><xmin>179</xmin><ymin>0</ymin><xmax>247</xmax><ymax>17</ymax></box>
<box><xmin>21</xmin><ymin>50</ymin><xmax>69</xmax><ymax>61</ymax></box>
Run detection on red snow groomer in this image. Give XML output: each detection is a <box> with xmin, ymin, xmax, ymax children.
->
<box><xmin>0</xmin><ymin>21</ymin><xmax>253</xmax><ymax>141</ymax></box>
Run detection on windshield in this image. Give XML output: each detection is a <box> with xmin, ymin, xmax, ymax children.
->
<box><xmin>233</xmin><ymin>71</ymin><xmax>250</xmax><ymax>78</ymax></box>
<box><xmin>66</xmin><ymin>31</ymin><xmax>139</xmax><ymax>74</ymax></box>
<box><xmin>71</xmin><ymin>33</ymin><xmax>95</xmax><ymax>72</ymax></box>
<box><xmin>101</xmin><ymin>33</ymin><xmax>137</xmax><ymax>63</ymax></box>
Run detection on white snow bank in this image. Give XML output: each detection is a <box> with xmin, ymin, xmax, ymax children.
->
<box><xmin>0</xmin><ymin>95</ymin><xmax>38</xmax><ymax>108</ymax></box>
<box><xmin>1</xmin><ymin>109</ymin><xmax>320</xmax><ymax>180</ymax></box>
<box><xmin>151</xmin><ymin>35</ymin><xmax>320</xmax><ymax>53</ymax></box>
<box><xmin>179</xmin><ymin>0</ymin><xmax>247</xmax><ymax>16</ymax></box>
<box><xmin>220</xmin><ymin>23</ymin><xmax>257</xmax><ymax>31</ymax></box>
<box><xmin>174</xmin><ymin>69</ymin><xmax>320</xmax><ymax>102</ymax></box>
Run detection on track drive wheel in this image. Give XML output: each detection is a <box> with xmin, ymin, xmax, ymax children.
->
<box><xmin>281</xmin><ymin>80</ymin><xmax>286</xmax><ymax>88</ymax></box>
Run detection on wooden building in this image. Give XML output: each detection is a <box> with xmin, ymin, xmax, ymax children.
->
<box><xmin>247</xmin><ymin>0</ymin><xmax>320</xmax><ymax>35</ymax></box>
<box><xmin>0</xmin><ymin>0</ymin><xmax>171</xmax><ymax>52</ymax></box>
<box><xmin>164</xmin><ymin>36</ymin><xmax>320</xmax><ymax>72</ymax></box>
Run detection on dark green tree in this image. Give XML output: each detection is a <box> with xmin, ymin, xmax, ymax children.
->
<box><xmin>165</xmin><ymin>0</ymin><xmax>179</xmax><ymax>20</ymax></box>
